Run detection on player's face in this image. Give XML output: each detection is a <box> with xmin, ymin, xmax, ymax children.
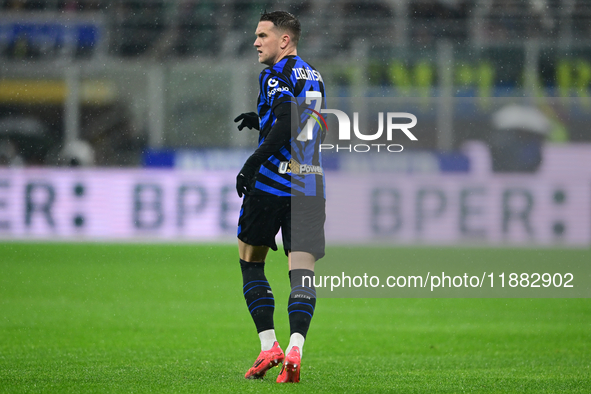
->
<box><xmin>254</xmin><ymin>21</ymin><xmax>282</xmax><ymax>66</ymax></box>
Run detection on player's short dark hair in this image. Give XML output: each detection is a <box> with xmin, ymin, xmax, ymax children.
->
<box><xmin>260</xmin><ymin>11</ymin><xmax>301</xmax><ymax>46</ymax></box>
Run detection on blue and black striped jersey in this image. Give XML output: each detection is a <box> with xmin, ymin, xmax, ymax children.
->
<box><xmin>253</xmin><ymin>55</ymin><xmax>326</xmax><ymax>197</ymax></box>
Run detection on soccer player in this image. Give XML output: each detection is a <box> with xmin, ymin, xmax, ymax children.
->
<box><xmin>234</xmin><ymin>10</ymin><xmax>326</xmax><ymax>384</ymax></box>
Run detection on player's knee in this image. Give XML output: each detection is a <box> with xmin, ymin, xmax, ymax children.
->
<box><xmin>239</xmin><ymin>241</ymin><xmax>269</xmax><ymax>262</ymax></box>
<box><xmin>289</xmin><ymin>251</ymin><xmax>316</xmax><ymax>271</ymax></box>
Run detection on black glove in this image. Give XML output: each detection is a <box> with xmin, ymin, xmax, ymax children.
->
<box><xmin>234</xmin><ymin>112</ymin><xmax>259</xmax><ymax>131</ymax></box>
<box><xmin>236</xmin><ymin>163</ymin><xmax>257</xmax><ymax>197</ymax></box>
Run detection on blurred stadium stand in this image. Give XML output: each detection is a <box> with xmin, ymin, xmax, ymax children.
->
<box><xmin>1</xmin><ymin>0</ymin><xmax>591</xmax><ymax>166</ymax></box>
<box><xmin>2</xmin><ymin>0</ymin><xmax>589</xmax><ymax>56</ymax></box>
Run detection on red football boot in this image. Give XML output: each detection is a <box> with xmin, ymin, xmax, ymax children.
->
<box><xmin>244</xmin><ymin>341</ymin><xmax>284</xmax><ymax>379</ymax></box>
<box><xmin>276</xmin><ymin>346</ymin><xmax>301</xmax><ymax>383</ymax></box>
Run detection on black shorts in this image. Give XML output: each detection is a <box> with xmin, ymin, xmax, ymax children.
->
<box><xmin>237</xmin><ymin>194</ymin><xmax>326</xmax><ymax>260</ymax></box>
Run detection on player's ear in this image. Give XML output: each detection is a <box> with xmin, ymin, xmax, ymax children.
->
<box><xmin>280</xmin><ymin>34</ymin><xmax>290</xmax><ymax>49</ymax></box>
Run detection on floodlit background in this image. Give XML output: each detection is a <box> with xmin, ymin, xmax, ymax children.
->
<box><xmin>1</xmin><ymin>2</ymin><xmax>590</xmax><ymax>393</ymax></box>
<box><xmin>1</xmin><ymin>0</ymin><xmax>590</xmax><ymax>246</ymax></box>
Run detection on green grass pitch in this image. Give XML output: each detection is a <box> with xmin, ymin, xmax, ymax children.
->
<box><xmin>0</xmin><ymin>243</ymin><xmax>589</xmax><ymax>393</ymax></box>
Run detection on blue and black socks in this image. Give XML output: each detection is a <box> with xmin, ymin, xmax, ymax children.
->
<box><xmin>240</xmin><ymin>260</ymin><xmax>316</xmax><ymax>354</ymax></box>
<box><xmin>288</xmin><ymin>269</ymin><xmax>316</xmax><ymax>339</ymax></box>
<box><xmin>240</xmin><ymin>259</ymin><xmax>275</xmax><ymax>334</ymax></box>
